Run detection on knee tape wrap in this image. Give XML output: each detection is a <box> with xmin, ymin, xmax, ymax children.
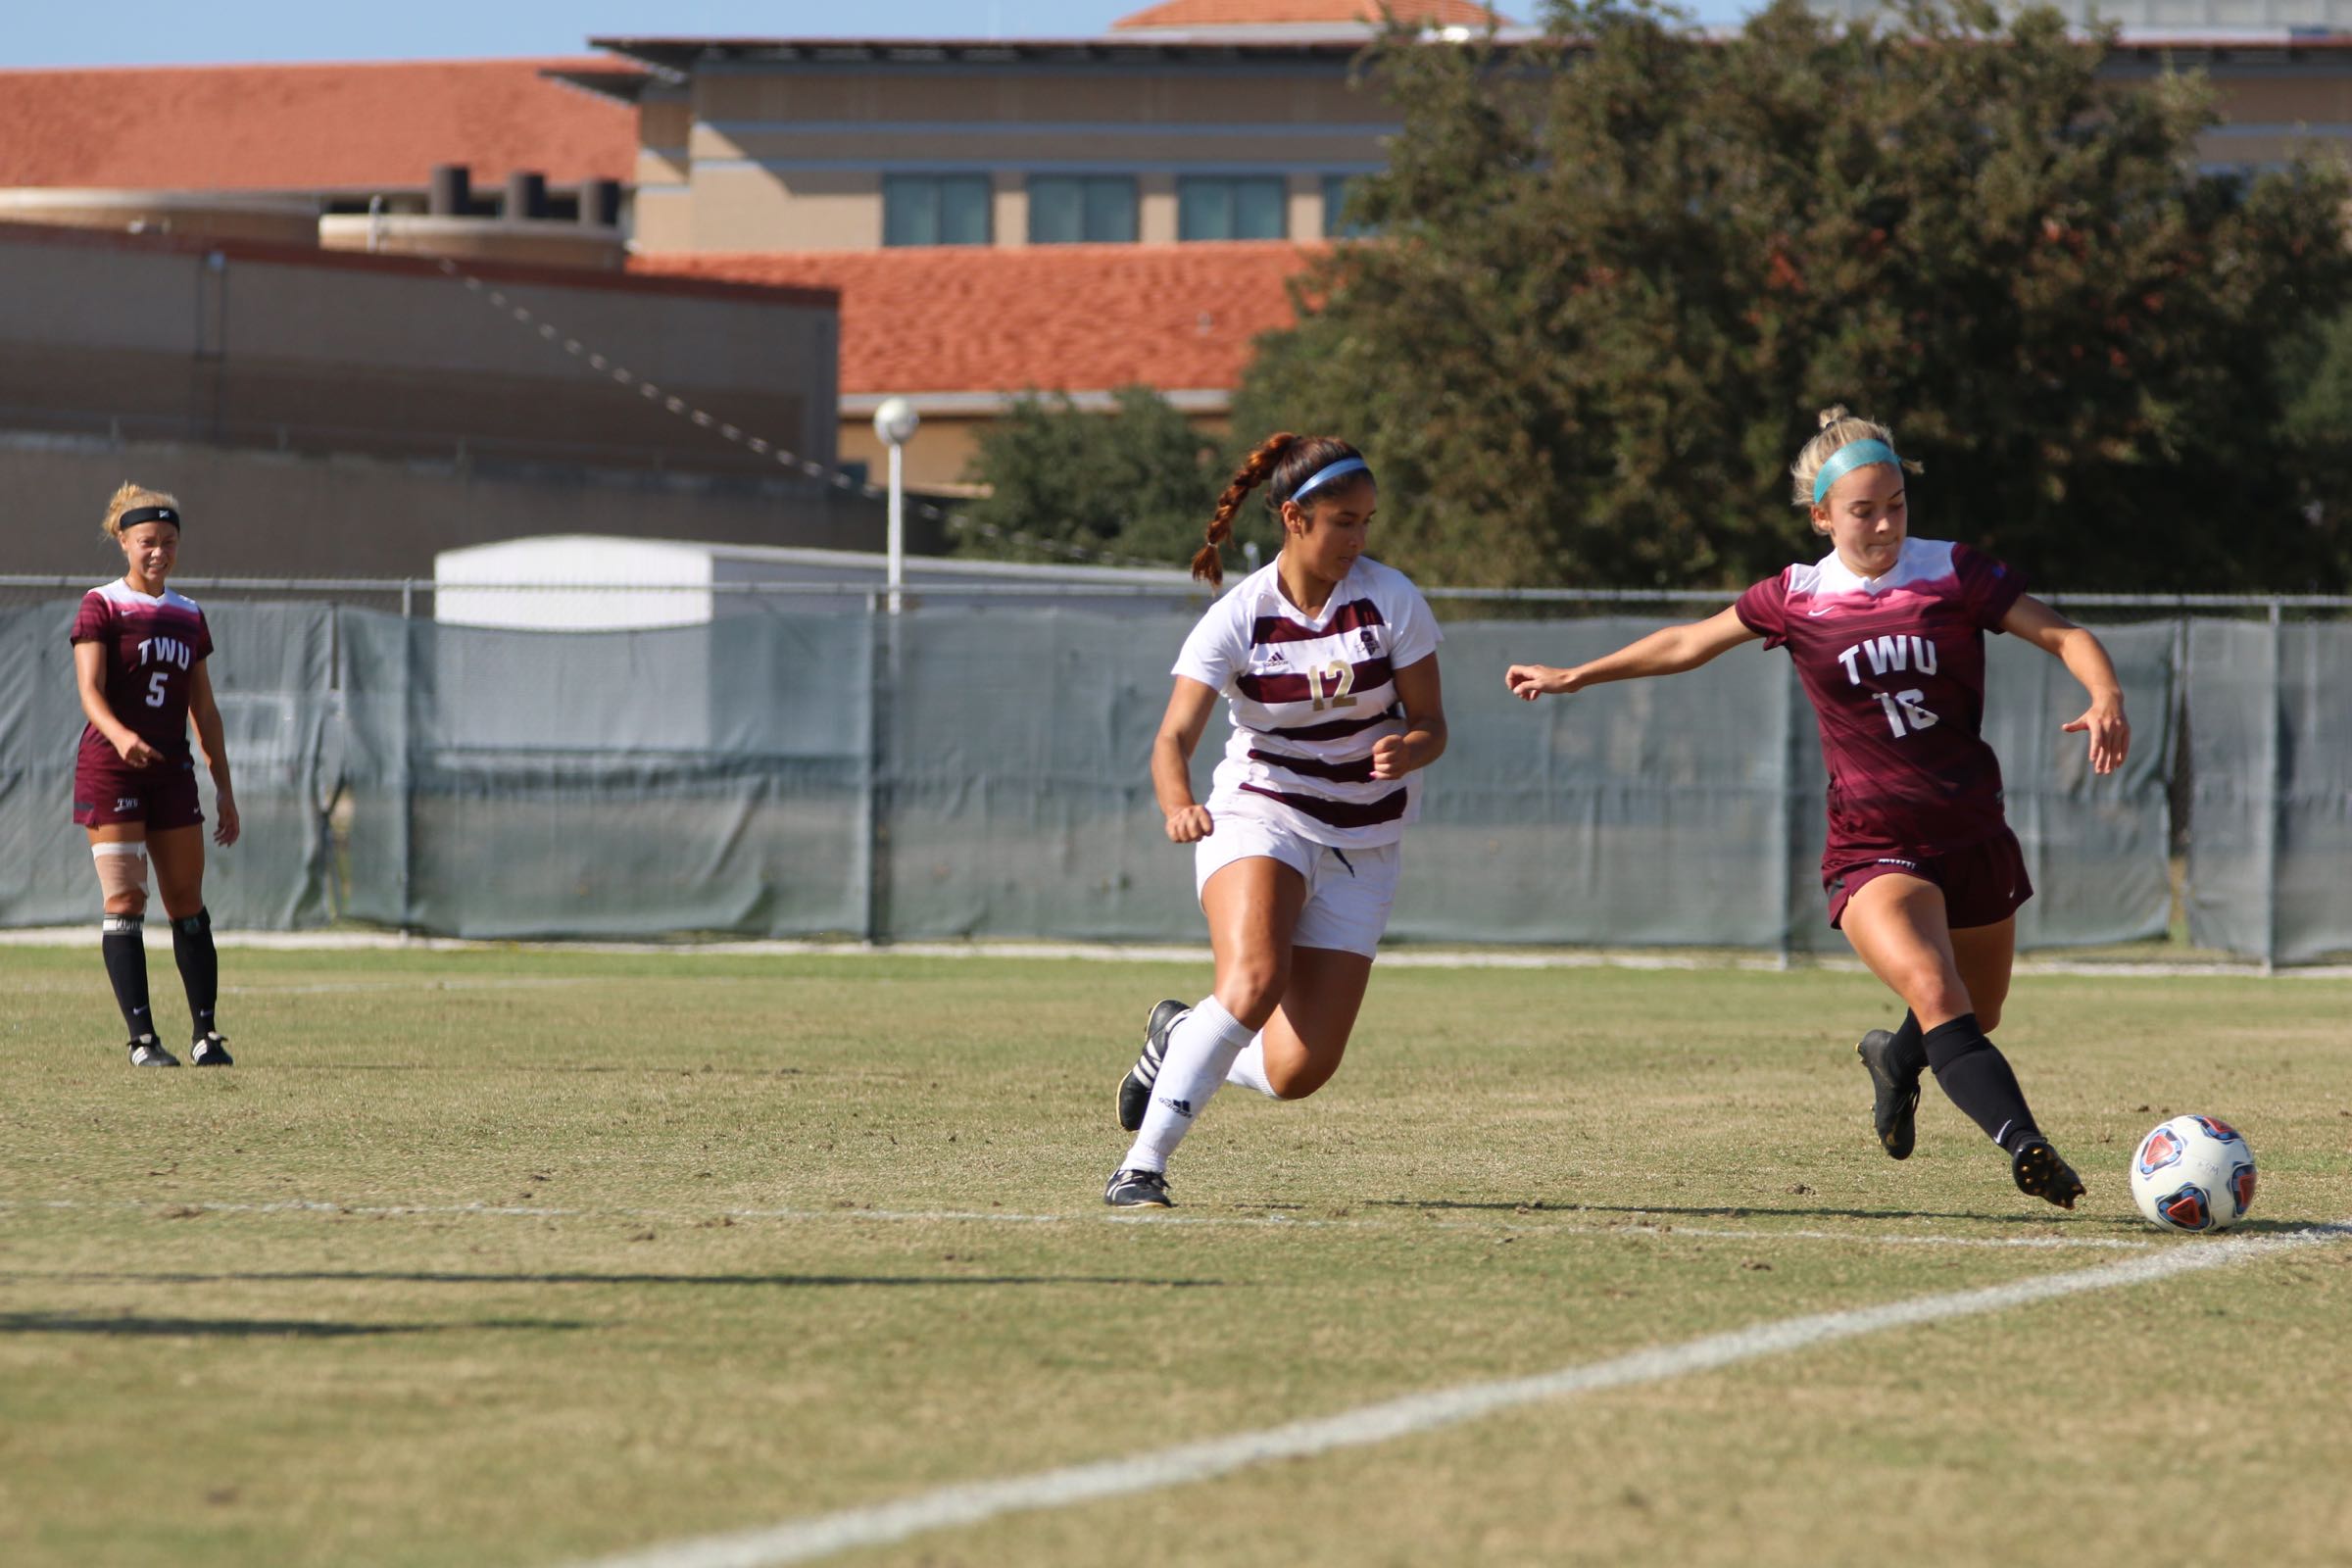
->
<box><xmin>93</xmin><ymin>842</ymin><xmax>151</xmax><ymax>905</ymax></box>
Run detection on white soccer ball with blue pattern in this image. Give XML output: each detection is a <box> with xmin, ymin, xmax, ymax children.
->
<box><xmin>2129</xmin><ymin>1114</ymin><xmax>2257</xmax><ymax>1233</ymax></box>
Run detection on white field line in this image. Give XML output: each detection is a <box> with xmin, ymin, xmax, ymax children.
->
<box><xmin>0</xmin><ymin>1196</ymin><xmax>2156</xmax><ymax>1251</ymax></box>
<box><xmin>564</xmin><ymin>1219</ymin><xmax>2352</xmax><ymax>1568</ymax></box>
<box><xmin>3</xmin><ymin>926</ymin><xmax>2345</xmax><ymax>977</ymax></box>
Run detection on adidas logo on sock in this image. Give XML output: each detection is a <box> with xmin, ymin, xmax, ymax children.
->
<box><xmin>1159</xmin><ymin>1097</ymin><xmax>1195</xmax><ymax>1119</ymax></box>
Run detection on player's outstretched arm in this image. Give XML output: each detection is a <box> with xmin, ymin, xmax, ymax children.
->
<box><xmin>1504</xmin><ymin>606</ymin><xmax>1758</xmax><ymax>701</ymax></box>
<box><xmin>1153</xmin><ymin>676</ymin><xmax>1221</xmax><ymax>843</ymax></box>
<box><xmin>2000</xmin><ymin>596</ymin><xmax>2131</xmax><ymax>775</ymax></box>
<box><xmin>1370</xmin><ymin>654</ymin><xmax>1446</xmax><ymax>780</ymax></box>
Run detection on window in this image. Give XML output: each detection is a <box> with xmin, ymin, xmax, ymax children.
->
<box><xmin>1027</xmin><ymin>175</ymin><xmax>1139</xmax><ymax>244</ymax></box>
<box><xmin>1176</xmin><ymin>176</ymin><xmax>1287</xmax><ymax>241</ymax></box>
<box><xmin>883</xmin><ymin>174</ymin><xmax>993</xmax><ymax>247</ymax></box>
<box><xmin>1323</xmin><ymin>174</ymin><xmax>1378</xmax><ymax>239</ymax></box>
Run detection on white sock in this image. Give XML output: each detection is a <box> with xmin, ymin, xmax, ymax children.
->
<box><xmin>1226</xmin><ymin>1035</ymin><xmax>1279</xmax><ymax>1099</ymax></box>
<box><xmin>1120</xmin><ymin>996</ymin><xmax>1253</xmax><ymax>1173</ymax></box>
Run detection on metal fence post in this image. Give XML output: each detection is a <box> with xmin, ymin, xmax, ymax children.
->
<box><xmin>864</xmin><ymin>589</ymin><xmax>890</xmax><ymax>946</ymax></box>
<box><xmin>2261</xmin><ymin>598</ymin><xmax>2282</xmax><ymax>973</ymax></box>
<box><xmin>1775</xmin><ymin>657</ymin><xmax>1798</xmax><ymax>969</ymax></box>
<box><xmin>399</xmin><ymin>583</ymin><xmax>418</xmax><ymax>936</ymax></box>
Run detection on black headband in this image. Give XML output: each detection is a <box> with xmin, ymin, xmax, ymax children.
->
<box><xmin>119</xmin><ymin>506</ymin><xmax>179</xmax><ymax>530</ymax></box>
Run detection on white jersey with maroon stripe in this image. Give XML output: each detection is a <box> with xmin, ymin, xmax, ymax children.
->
<box><xmin>1172</xmin><ymin>555</ymin><xmax>1443</xmax><ymax>850</ymax></box>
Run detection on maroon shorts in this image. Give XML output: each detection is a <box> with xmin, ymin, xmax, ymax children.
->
<box><xmin>73</xmin><ymin>756</ymin><xmax>204</xmax><ymax>832</ymax></box>
<box><xmin>1824</xmin><ymin>829</ymin><xmax>2032</xmax><ymax>932</ymax></box>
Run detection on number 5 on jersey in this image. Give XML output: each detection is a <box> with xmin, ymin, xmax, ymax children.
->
<box><xmin>146</xmin><ymin>670</ymin><xmax>169</xmax><ymax>708</ymax></box>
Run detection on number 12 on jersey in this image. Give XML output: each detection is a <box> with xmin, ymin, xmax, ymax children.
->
<box><xmin>1304</xmin><ymin>660</ymin><xmax>1357</xmax><ymax>711</ymax></box>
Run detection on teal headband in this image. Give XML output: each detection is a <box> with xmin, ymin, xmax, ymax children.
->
<box><xmin>1811</xmin><ymin>438</ymin><xmax>1902</xmax><ymax>506</ymax></box>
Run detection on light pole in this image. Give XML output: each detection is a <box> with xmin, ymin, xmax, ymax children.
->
<box><xmin>872</xmin><ymin>397</ymin><xmax>919</xmax><ymax>615</ymax></box>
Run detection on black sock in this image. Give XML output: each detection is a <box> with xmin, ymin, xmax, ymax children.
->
<box><xmin>172</xmin><ymin>906</ymin><xmax>219</xmax><ymax>1041</ymax></box>
<box><xmin>1922</xmin><ymin>1013</ymin><xmax>2039</xmax><ymax>1153</ymax></box>
<box><xmin>101</xmin><ymin>913</ymin><xmax>155</xmax><ymax>1040</ymax></box>
<box><xmin>1889</xmin><ymin>1009</ymin><xmax>1927</xmax><ymax>1077</ymax></box>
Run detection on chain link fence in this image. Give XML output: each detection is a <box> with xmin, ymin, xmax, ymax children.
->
<box><xmin>3</xmin><ymin>578</ymin><xmax>2344</xmax><ymax>964</ymax></box>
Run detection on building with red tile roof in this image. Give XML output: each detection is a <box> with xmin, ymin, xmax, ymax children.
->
<box><xmin>635</xmin><ymin>242</ymin><xmax>1322</xmax><ymax>487</ymax></box>
<box><xmin>0</xmin><ymin>58</ymin><xmax>636</xmax><ymax>195</ymax></box>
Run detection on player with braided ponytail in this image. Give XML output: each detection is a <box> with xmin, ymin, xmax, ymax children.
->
<box><xmin>1189</xmin><ymin>431</ymin><xmax>1297</xmax><ymax>587</ymax></box>
<box><xmin>1104</xmin><ymin>434</ymin><xmax>1449</xmax><ymax>1207</ymax></box>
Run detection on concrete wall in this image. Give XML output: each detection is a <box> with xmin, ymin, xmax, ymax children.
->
<box><xmin>0</xmin><ymin>430</ymin><xmax>929</xmax><ymax>583</ymax></box>
<box><xmin>0</xmin><ymin>222</ymin><xmax>841</xmax><ymax>477</ymax></box>
<box><xmin>836</xmin><ymin>414</ymin><xmax>988</xmax><ymax>493</ymax></box>
<box><xmin>832</xmin><ymin>404</ymin><xmax>1233</xmax><ymax>492</ymax></box>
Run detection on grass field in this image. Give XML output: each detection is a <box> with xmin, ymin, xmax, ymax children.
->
<box><xmin>2</xmin><ymin>942</ymin><xmax>2349</xmax><ymax>1568</ymax></box>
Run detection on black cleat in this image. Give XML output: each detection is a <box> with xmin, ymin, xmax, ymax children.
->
<box><xmin>1103</xmin><ymin>1167</ymin><xmax>1174</xmax><ymax>1208</ymax></box>
<box><xmin>2011</xmin><ymin>1139</ymin><xmax>2086</xmax><ymax>1210</ymax></box>
<box><xmin>1117</xmin><ymin>999</ymin><xmax>1188</xmax><ymax>1133</ymax></box>
<box><xmin>127</xmin><ymin>1035</ymin><xmax>179</xmax><ymax>1067</ymax></box>
<box><xmin>1856</xmin><ymin>1028</ymin><xmax>1922</xmax><ymax>1160</ymax></box>
<box><xmin>190</xmin><ymin>1032</ymin><xmax>233</xmax><ymax>1067</ymax></box>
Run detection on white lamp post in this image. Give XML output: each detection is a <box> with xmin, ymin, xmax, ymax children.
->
<box><xmin>872</xmin><ymin>397</ymin><xmax>920</xmax><ymax>615</ymax></box>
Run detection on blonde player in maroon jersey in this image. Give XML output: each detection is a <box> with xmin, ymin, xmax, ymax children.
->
<box><xmin>1104</xmin><ymin>434</ymin><xmax>1448</xmax><ymax>1207</ymax></box>
<box><xmin>1505</xmin><ymin>408</ymin><xmax>2131</xmax><ymax>1210</ymax></box>
<box><xmin>71</xmin><ymin>484</ymin><xmax>241</xmax><ymax>1067</ymax></box>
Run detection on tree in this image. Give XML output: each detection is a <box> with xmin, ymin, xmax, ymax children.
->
<box><xmin>1236</xmin><ymin>0</ymin><xmax>2352</xmax><ymax>591</ymax></box>
<box><xmin>956</xmin><ymin>386</ymin><xmax>1280</xmax><ymax>570</ymax></box>
<box><xmin>2279</xmin><ymin>305</ymin><xmax>2352</xmax><ymax>586</ymax></box>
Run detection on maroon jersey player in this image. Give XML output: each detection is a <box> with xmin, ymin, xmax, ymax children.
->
<box><xmin>71</xmin><ymin>484</ymin><xmax>241</xmax><ymax>1067</ymax></box>
<box><xmin>1504</xmin><ymin>408</ymin><xmax>2130</xmax><ymax>1210</ymax></box>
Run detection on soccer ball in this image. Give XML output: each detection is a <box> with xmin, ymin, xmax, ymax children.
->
<box><xmin>2129</xmin><ymin>1114</ymin><xmax>2257</xmax><ymax>1234</ymax></box>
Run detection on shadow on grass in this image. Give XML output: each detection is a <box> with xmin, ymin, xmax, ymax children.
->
<box><xmin>0</xmin><ymin>1311</ymin><xmax>587</xmax><ymax>1339</ymax></box>
<box><xmin>1369</xmin><ymin>1199</ymin><xmax>2115</xmax><ymax>1228</ymax></box>
<box><xmin>1375</xmin><ymin>1200</ymin><xmax>2352</xmax><ymax>1242</ymax></box>
<box><xmin>262</xmin><ymin>1065</ymin><xmax>808</xmax><ymax>1076</ymax></box>
<box><xmin>18</xmin><ymin>1270</ymin><xmax>1222</xmax><ymax>1291</ymax></box>
<box><xmin>2216</xmin><ymin>1217</ymin><xmax>2352</xmax><ymax>1237</ymax></box>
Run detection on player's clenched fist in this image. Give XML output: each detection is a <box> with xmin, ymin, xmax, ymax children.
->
<box><xmin>1164</xmin><ymin>805</ymin><xmax>1213</xmax><ymax>843</ymax></box>
<box><xmin>1504</xmin><ymin>663</ymin><xmax>1579</xmax><ymax>701</ymax></box>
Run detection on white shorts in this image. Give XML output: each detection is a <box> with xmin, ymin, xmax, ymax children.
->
<box><xmin>1193</xmin><ymin>813</ymin><xmax>1401</xmax><ymax>959</ymax></box>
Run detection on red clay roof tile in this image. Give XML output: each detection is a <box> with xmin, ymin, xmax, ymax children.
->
<box><xmin>633</xmin><ymin>243</ymin><xmax>1320</xmax><ymax>398</ymax></box>
<box><xmin>0</xmin><ymin>59</ymin><xmax>638</xmax><ymax>192</ymax></box>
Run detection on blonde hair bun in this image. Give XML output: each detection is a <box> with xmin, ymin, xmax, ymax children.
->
<box><xmin>102</xmin><ymin>481</ymin><xmax>180</xmax><ymax>539</ymax></box>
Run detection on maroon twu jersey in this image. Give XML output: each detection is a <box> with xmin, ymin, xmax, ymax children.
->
<box><xmin>70</xmin><ymin>580</ymin><xmax>214</xmax><ymax>768</ymax></box>
<box><xmin>1735</xmin><ymin>538</ymin><xmax>2026</xmax><ymax>862</ymax></box>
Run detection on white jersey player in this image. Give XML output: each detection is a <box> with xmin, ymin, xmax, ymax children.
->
<box><xmin>1105</xmin><ymin>433</ymin><xmax>1448</xmax><ymax>1208</ymax></box>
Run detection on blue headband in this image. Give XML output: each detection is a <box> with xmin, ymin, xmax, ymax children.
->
<box><xmin>1290</xmin><ymin>456</ymin><xmax>1371</xmax><ymax>504</ymax></box>
<box><xmin>1811</xmin><ymin>438</ymin><xmax>1902</xmax><ymax>506</ymax></box>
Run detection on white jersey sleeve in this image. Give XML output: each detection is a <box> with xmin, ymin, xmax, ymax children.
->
<box><xmin>1385</xmin><ymin>574</ymin><xmax>1442</xmax><ymax>670</ymax></box>
<box><xmin>1171</xmin><ymin>598</ymin><xmax>1249</xmax><ymax>694</ymax></box>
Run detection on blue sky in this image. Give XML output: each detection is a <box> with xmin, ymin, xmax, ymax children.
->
<box><xmin>6</xmin><ymin>0</ymin><xmax>1753</xmax><ymax>69</ymax></box>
